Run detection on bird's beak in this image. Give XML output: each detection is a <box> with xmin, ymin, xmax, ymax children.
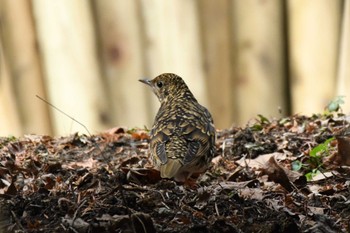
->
<box><xmin>139</xmin><ymin>79</ymin><xmax>152</xmax><ymax>86</ymax></box>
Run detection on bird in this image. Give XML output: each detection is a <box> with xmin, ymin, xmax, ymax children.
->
<box><xmin>139</xmin><ymin>73</ymin><xmax>216</xmax><ymax>182</ymax></box>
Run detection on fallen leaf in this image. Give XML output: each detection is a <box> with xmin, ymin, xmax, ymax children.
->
<box><xmin>5</xmin><ymin>182</ymin><xmax>17</xmax><ymax>195</ymax></box>
<box><xmin>260</xmin><ymin>156</ymin><xmax>294</xmax><ymax>192</ymax></box>
<box><xmin>236</xmin><ymin>152</ymin><xmax>286</xmax><ymax>169</ymax></box>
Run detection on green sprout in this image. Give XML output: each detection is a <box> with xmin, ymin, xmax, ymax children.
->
<box><xmin>292</xmin><ymin>137</ymin><xmax>335</xmax><ymax>181</ymax></box>
<box><xmin>325</xmin><ymin>96</ymin><xmax>345</xmax><ymax>113</ymax></box>
<box><xmin>306</xmin><ymin>137</ymin><xmax>334</xmax><ymax>181</ymax></box>
<box><xmin>250</xmin><ymin>114</ymin><xmax>270</xmax><ymax>131</ymax></box>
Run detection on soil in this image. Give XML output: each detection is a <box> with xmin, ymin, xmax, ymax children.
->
<box><xmin>1</xmin><ymin>113</ymin><xmax>350</xmax><ymax>233</ymax></box>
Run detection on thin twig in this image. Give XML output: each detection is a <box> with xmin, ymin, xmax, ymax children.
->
<box><xmin>11</xmin><ymin>210</ymin><xmax>25</xmax><ymax>232</ymax></box>
<box><xmin>161</xmin><ymin>201</ymin><xmax>171</xmax><ymax>209</ymax></box>
<box><xmin>68</xmin><ymin>226</ymin><xmax>79</xmax><ymax>233</ymax></box>
<box><xmin>131</xmin><ymin>214</ymin><xmax>148</xmax><ymax>233</ymax></box>
<box><xmin>215</xmin><ymin>201</ymin><xmax>220</xmax><ymax>217</ymax></box>
<box><xmin>36</xmin><ymin>95</ymin><xmax>105</xmax><ymax>157</ymax></box>
<box><xmin>72</xmin><ymin>199</ymin><xmax>87</xmax><ymax>226</ymax></box>
<box><xmin>36</xmin><ymin>95</ymin><xmax>92</xmax><ymax>136</ymax></box>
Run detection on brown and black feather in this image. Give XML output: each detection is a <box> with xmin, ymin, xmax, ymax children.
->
<box><xmin>139</xmin><ymin>73</ymin><xmax>216</xmax><ymax>182</ymax></box>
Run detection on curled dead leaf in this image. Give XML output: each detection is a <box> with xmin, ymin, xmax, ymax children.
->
<box><xmin>131</xmin><ymin>132</ymin><xmax>150</xmax><ymax>141</ymax></box>
<box><xmin>261</xmin><ymin>156</ymin><xmax>294</xmax><ymax>192</ymax></box>
<box><xmin>5</xmin><ymin>182</ymin><xmax>17</xmax><ymax>196</ymax></box>
<box><xmin>130</xmin><ymin>212</ymin><xmax>156</xmax><ymax>233</ymax></box>
<box><xmin>123</xmin><ymin>168</ymin><xmax>161</xmax><ymax>184</ymax></box>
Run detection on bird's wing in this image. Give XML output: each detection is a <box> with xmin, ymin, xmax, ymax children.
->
<box><xmin>182</xmin><ymin>121</ymin><xmax>216</xmax><ymax>164</ymax></box>
<box><xmin>150</xmin><ymin>131</ymin><xmax>169</xmax><ymax>164</ymax></box>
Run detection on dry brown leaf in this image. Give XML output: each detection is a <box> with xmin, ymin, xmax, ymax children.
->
<box><xmin>104</xmin><ymin>127</ymin><xmax>126</xmax><ymax>134</ymax></box>
<box><xmin>261</xmin><ymin>156</ymin><xmax>294</xmax><ymax>192</ymax></box>
<box><xmin>5</xmin><ymin>182</ymin><xmax>17</xmax><ymax>195</ymax></box>
<box><xmin>236</xmin><ymin>152</ymin><xmax>286</xmax><ymax>169</ymax></box>
<box><xmin>131</xmin><ymin>132</ymin><xmax>150</xmax><ymax>141</ymax></box>
<box><xmin>64</xmin><ymin>157</ymin><xmax>96</xmax><ymax>169</ymax></box>
<box><xmin>239</xmin><ymin>187</ymin><xmax>264</xmax><ymax>200</ymax></box>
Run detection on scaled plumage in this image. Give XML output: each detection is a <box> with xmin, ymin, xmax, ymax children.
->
<box><xmin>139</xmin><ymin>73</ymin><xmax>216</xmax><ymax>182</ymax></box>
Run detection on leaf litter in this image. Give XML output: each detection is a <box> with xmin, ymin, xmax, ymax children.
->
<box><xmin>0</xmin><ymin>114</ymin><xmax>350</xmax><ymax>232</ymax></box>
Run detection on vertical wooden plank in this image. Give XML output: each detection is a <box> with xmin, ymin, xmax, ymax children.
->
<box><xmin>32</xmin><ymin>0</ymin><xmax>110</xmax><ymax>135</ymax></box>
<box><xmin>92</xmin><ymin>0</ymin><xmax>149</xmax><ymax>127</ymax></box>
<box><xmin>0</xmin><ymin>0</ymin><xmax>52</xmax><ymax>135</ymax></box>
<box><xmin>336</xmin><ymin>0</ymin><xmax>350</xmax><ymax>113</ymax></box>
<box><xmin>232</xmin><ymin>0</ymin><xmax>287</xmax><ymax>125</ymax></box>
<box><xmin>0</xmin><ymin>34</ymin><xmax>22</xmax><ymax>136</ymax></box>
<box><xmin>288</xmin><ymin>0</ymin><xmax>342</xmax><ymax>114</ymax></box>
<box><xmin>198</xmin><ymin>0</ymin><xmax>235</xmax><ymax>129</ymax></box>
<box><xmin>139</xmin><ymin>0</ymin><xmax>207</xmax><ymax>115</ymax></box>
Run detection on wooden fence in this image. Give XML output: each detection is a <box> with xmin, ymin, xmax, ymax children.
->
<box><xmin>0</xmin><ymin>0</ymin><xmax>349</xmax><ymax>136</ymax></box>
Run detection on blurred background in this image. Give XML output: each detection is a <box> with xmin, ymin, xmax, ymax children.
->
<box><xmin>0</xmin><ymin>0</ymin><xmax>349</xmax><ymax>136</ymax></box>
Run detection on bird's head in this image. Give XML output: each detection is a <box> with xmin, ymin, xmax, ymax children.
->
<box><xmin>139</xmin><ymin>73</ymin><xmax>193</xmax><ymax>103</ymax></box>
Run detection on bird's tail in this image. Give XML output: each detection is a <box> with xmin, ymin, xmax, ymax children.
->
<box><xmin>159</xmin><ymin>159</ymin><xmax>182</xmax><ymax>179</ymax></box>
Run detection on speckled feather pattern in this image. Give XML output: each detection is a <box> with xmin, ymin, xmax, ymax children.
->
<box><xmin>140</xmin><ymin>73</ymin><xmax>216</xmax><ymax>182</ymax></box>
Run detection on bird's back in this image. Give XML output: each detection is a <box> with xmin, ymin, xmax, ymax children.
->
<box><xmin>139</xmin><ymin>73</ymin><xmax>216</xmax><ymax>182</ymax></box>
<box><xmin>150</xmin><ymin>97</ymin><xmax>215</xmax><ymax>181</ymax></box>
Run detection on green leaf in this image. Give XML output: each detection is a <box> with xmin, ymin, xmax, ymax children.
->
<box><xmin>309</xmin><ymin>137</ymin><xmax>334</xmax><ymax>157</ymax></box>
<box><xmin>278</xmin><ymin>117</ymin><xmax>290</xmax><ymax>125</ymax></box>
<box><xmin>326</xmin><ymin>96</ymin><xmax>345</xmax><ymax>112</ymax></box>
<box><xmin>305</xmin><ymin>169</ymin><xmax>321</xmax><ymax>181</ymax></box>
<box><xmin>126</xmin><ymin>128</ymin><xmax>138</xmax><ymax>134</ymax></box>
<box><xmin>250</xmin><ymin>124</ymin><xmax>263</xmax><ymax>131</ymax></box>
<box><xmin>292</xmin><ymin>160</ymin><xmax>302</xmax><ymax>171</ymax></box>
<box><xmin>309</xmin><ymin>143</ymin><xmax>327</xmax><ymax>157</ymax></box>
<box><xmin>257</xmin><ymin>114</ymin><xmax>270</xmax><ymax>124</ymax></box>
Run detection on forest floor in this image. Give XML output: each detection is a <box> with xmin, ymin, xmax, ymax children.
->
<box><xmin>1</xmin><ymin>113</ymin><xmax>350</xmax><ymax>233</ymax></box>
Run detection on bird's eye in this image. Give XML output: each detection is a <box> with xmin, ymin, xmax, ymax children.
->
<box><xmin>156</xmin><ymin>81</ymin><xmax>163</xmax><ymax>88</ymax></box>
